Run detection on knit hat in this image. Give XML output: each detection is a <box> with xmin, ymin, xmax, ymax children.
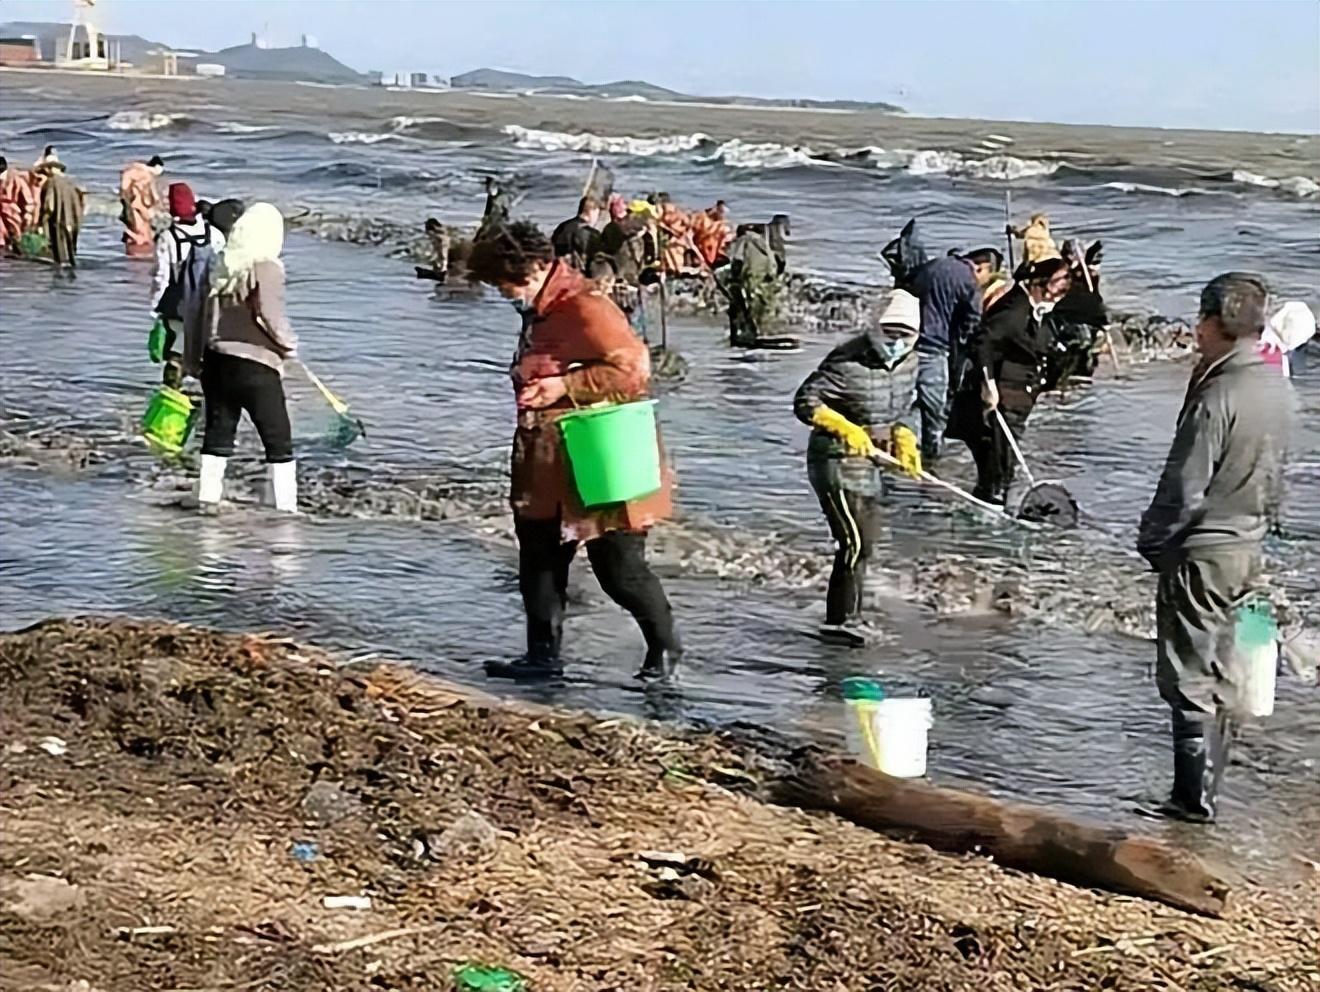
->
<box><xmin>878</xmin><ymin>289</ymin><xmax>920</xmax><ymax>333</ymax></box>
<box><xmin>168</xmin><ymin>182</ymin><xmax>197</xmax><ymax>222</ymax></box>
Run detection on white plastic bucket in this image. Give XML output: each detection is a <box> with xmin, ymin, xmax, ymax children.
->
<box><xmin>1239</xmin><ymin>639</ymin><xmax>1278</xmax><ymax>718</ymax></box>
<box><xmin>847</xmin><ymin>696</ymin><xmax>933</xmax><ymax>778</ymax></box>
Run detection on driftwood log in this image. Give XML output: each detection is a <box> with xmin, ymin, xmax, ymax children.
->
<box><xmin>777</xmin><ymin>753</ymin><xmax>1230</xmax><ymax>917</ymax></box>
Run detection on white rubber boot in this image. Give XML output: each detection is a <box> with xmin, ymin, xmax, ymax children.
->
<box><xmin>268</xmin><ymin>460</ymin><xmax>298</xmax><ymax>513</ymax></box>
<box><xmin>197</xmin><ymin>454</ymin><xmax>227</xmax><ymax>507</ymax></box>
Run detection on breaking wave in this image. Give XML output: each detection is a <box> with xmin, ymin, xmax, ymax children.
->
<box><xmin>898</xmin><ymin>149</ymin><xmax>1061</xmax><ymax>179</ymax></box>
<box><xmin>503</xmin><ymin>125</ymin><xmax>712</xmax><ymax>156</ymax></box>
<box><xmin>703</xmin><ymin>139</ymin><xmax>823</xmax><ymax>169</ymax></box>
<box><xmin>327</xmin><ymin>130</ymin><xmax>406</xmax><ymax>145</ymax></box>
<box><xmin>106</xmin><ymin>111</ymin><xmax>192</xmax><ymax>131</ymax></box>
<box><xmin>1232</xmin><ymin>170</ymin><xmax>1320</xmax><ymax>198</ymax></box>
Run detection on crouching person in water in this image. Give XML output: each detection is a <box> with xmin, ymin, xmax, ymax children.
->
<box><xmin>195</xmin><ymin>203</ymin><xmax>299</xmax><ymax>512</ymax></box>
<box><xmin>1138</xmin><ymin>273</ymin><xmax>1291</xmax><ymax>823</ymax></box>
<box><xmin>793</xmin><ymin>290</ymin><xmax>923</xmax><ymax>646</ymax></box>
<box><xmin>466</xmin><ymin>221</ymin><xmax>681</xmax><ymax>681</ymax></box>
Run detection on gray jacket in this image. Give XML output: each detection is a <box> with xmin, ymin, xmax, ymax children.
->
<box><xmin>794</xmin><ymin>334</ymin><xmax>919</xmax><ymax>463</ymax></box>
<box><xmin>1138</xmin><ymin>341</ymin><xmax>1290</xmax><ymax>564</ymax></box>
<box><xmin>203</xmin><ymin>259</ymin><xmax>298</xmax><ymax>372</ymax></box>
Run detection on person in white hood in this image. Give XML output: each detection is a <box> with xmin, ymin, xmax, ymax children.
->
<box><xmin>1258</xmin><ymin>301</ymin><xmax>1315</xmax><ymax>378</ymax></box>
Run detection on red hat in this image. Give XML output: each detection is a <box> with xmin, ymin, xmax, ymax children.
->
<box><xmin>168</xmin><ymin>182</ymin><xmax>197</xmax><ymax>222</ymax></box>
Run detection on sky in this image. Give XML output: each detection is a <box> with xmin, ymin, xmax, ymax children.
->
<box><xmin>3</xmin><ymin>0</ymin><xmax>1319</xmax><ymax>133</ymax></box>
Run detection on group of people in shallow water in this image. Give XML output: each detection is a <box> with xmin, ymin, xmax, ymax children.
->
<box><xmin>4</xmin><ymin>146</ymin><xmax>1316</xmax><ymax>828</ymax></box>
<box><xmin>0</xmin><ymin>145</ymin><xmax>85</xmax><ymax>267</ymax></box>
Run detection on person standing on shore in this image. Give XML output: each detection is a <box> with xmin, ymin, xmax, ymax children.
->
<box><xmin>37</xmin><ymin>161</ymin><xmax>84</xmax><ymax>269</ymax></box>
<box><xmin>1138</xmin><ymin>272</ymin><xmax>1290</xmax><ymax>823</ymax></box>
<box><xmin>0</xmin><ymin>156</ymin><xmax>37</xmax><ymax>250</ymax></box>
<box><xmin>465</xmin><ymin>221</ymin><xmax>681</xmax><ymax>682</ymax></box>
<box><xmin>195</xmin><ymin>203</ymin><xmax>299</xmax><ymax>513</ymax></box>
<box><xmin>152</xmin><ymin>182</ymin><xmax>224</xmax><ymax>387</ymax></box>
<box><xmin>119</xmin><ymin>155</ymin><xmax>165</xmax><ymax>257</ymax></box>
<box><xmin>793</xmin><ymin>290</ymin><xmax>924</xmax><ymax>646</ymax></box>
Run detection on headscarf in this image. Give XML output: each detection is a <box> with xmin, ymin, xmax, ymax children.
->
<box><xmin>168</xmin><ymin>182</ymin><xmax>197</xmax><ymax>222</ymax></box>
<box><xmin>1263</xmin><ymin>301</ymin><xmax>1316</xmax><ymax>353</ymax></box>
<box><xmin>608</xmin><ymin>193</ymin><xmax>627</xmax><ymax>221</ymax></box>
<box><xmin>210</xmin><ymin>202</ymin><xmax>284</xmax><ymax>299</ymax></box>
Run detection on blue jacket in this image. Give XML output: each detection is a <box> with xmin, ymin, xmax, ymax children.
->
<box><xmin>910</xmin><ymin>256</ymin><xmax>982</xmax><ymax>350</ymax></box>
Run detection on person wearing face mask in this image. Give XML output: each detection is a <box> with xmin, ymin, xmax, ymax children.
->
<box><xmin>793</xmin><ymin>290</ymin><xmax>924</xmax><ymax>646</ymax></box>
<box><xmin>465</xmin><ymin>221</ymin><xmax>681</xmax><ymax>682</ymax></box>
<box><xmin>946</xmin><ymin>257</ymin><xmax>1071</xmax><ymax>504</ymax></box>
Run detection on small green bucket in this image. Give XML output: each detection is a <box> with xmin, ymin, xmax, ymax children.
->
<box><xmin>558</xmin><ymin>400</ymin><xmax>661</xmax><ymax>507</ymax></box>
<box><xmin>141</xmin><ymin>386</ymin><xmax>194</xmax><ymax>456</ymax></box>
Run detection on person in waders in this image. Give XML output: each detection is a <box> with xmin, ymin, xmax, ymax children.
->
<box><xmin>466</xmin><ymin>222</ymin><xmax>681</xmax><ymax>682</ymax></box>
<box><xmin>476</xmin><ymin>176</ymin><xmax>511</xmax><ymax>240</ymax></box>
<box><xmin>195</xmin><ymin>203</ymin><xmax>299</xmax><ymax>513</ymax></box>
<box><xmin>550</xmin><ymin>196</ymin><xmax>602</xmax><ymax>271</ymax></box>
<box><xmin>1138</xmin><ymin>273</ymin><xmax>1291</xmax><ymax>823</ymax></box>
<box><xmin>152</xmin><ymin>183</ymin><xmax>224</xmax><ymax>387</ymax></box>
<box><xmin>0</xmin><ymin>156</ymin><xmax>37</xmax><ymax>251</ymax></box>
<box><xmin>119</xmin><ymin>155</ymin><xmax>165</xmax><ymax>257</ymax></box>
<box><xmin>793</xmin><ymin>290</ymin><xmax>924</xmax><ymax>646</ymax></box>
<box><xmin>945</xmin><ymin>257</ymin><xmax>1071</xmax><ymax>504</ymax></box>
<box><xmin>36</xmin><ymin>161</ymin><xmax>83</xmax><ymax>269</ymax></box>
<box><xmin>722</xmin><ymin>223</ymin><xmax>781</xmax><ymax>347</ymax></box>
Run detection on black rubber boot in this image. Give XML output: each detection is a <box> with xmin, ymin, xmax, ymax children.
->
<box><xmin>636</xmin><ymin>644</ymin><xmax>682</xmax><ymax>683</ymax></box>
<box><xmin>484</xmin><ymin>633</ymin><xmax>563</xmax><ymax>681</ymax></box>
<box><xmin>1158</xmin><ymin>709</ymin><xmax>1232</xmax><ymax>823</ymax></box>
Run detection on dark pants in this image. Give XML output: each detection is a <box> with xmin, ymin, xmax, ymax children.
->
<box><xmin>48</xmin><ymin>222</ymin><xmax>77</xmax><ymax>268</ymax></box>
<box><xmin>809</xmin><ymin>460</ymin><xmax>882</xmax><ymax>625</ymax></box>
<box><xmin>912</xmin><ymin>344</ymin><xmax>950</xmax><ymax>461</ymax></box>
<box><xmin>964</xmin><ymin>402</ymin><xmax>1029</xmax><ymax>503</ymax></box>
<box><xmin>515</xmin><ymin>517</ymin><xmax>679</xmax><ymax>658</ymax></box>
<box><xmin>200</xmin><ymin>350</ymin><xmax>294</xmax><ymax>463</ymax></box>
<box><xmin>1156</xmin><ymin>550</ymin><xmax>1261</xmax><ymax>717</ymax></box>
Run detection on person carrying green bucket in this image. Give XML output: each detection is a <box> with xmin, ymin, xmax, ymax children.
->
<box><xmin>465</xmin><ymin>221</ymin><xmax>681</xmax><ymax>682</ymax></box>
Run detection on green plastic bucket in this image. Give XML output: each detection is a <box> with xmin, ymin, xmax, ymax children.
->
<box><xmin>141</xmin><ymin>386</ymin><xmax>194</xmax><ymax>455</ymax></box>
<box><xmin>558</xmin><ymin>400</ymin><xmax>661</xmax><ymax>507</ymax></box>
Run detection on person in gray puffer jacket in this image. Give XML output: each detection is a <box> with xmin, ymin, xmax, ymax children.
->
<box><xmin>793</xmin><ymin>290</ymin><xmax>923</xmax><ymax>647</ymax></box>
<box><xmin>1138</xmin><ymin>271</ymin><xmax>1292</xmax><ymax>824</ymax></box>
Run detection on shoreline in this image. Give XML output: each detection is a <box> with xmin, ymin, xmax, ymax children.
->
<box><xmin>3</xmin><ymin>616</ymin><xmax>1317</xmax><ymax>991</ymax></box>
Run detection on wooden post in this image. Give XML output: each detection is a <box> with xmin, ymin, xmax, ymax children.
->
<box><xmin>776</xmin><ymin>753</ymin><xmax>1230</xmax><ymax>917</ymax></box>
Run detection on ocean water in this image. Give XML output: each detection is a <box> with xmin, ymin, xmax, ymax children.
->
<box><xmin>1</xmin><ymin>73</ymin><xmax>1318</xmax><ymax>879</ymax></box>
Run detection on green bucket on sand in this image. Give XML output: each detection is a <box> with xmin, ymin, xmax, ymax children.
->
<box><xmin>452</xmin><ymin>964</ymin><xmax>526</xmax><ymax>992</ymax></box>
<box><xmin>141</xmin><ymin>386</ymin><xmax>194</xmax><ymax>456</ymax></box>
<box><xmin>558</xmin><ymin>400</ymin><xmax>661</xmax><ymax>508</ymax></box>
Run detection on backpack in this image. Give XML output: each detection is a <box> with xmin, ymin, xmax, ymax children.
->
<box><xmin>155</xmin><ymin>222</ymin><xmax>213</xmax><ymax>321</ymax></box>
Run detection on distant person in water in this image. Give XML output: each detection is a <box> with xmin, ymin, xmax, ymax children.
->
<box><xmin>476</xmin><ymin>176</ymin><xmax>511</xmax><ymax>239</ymax></box>
<box><xmin>1258</xmin><ymin>301</ymin><xmax>1315</xmax><ymax>378</ymax></box>
<box><xmin>37</xmin><ymin>160</ymin><xmax>84</xmax><ymax>269</ymax></box>
<box><xmin>551</xmin><ymin>195</ymin><xmax>602</xmax><ymax>271</ymax></box>
<box><xmin>120</xmin><ymin>155</ymin><xmax>165</xmax><ymax>257</ymax></box>
<box><xmin>152</xmin><ymin>182</ymin><xmax>225</xmax><ymax>387</ymax></box>
<box><xmin>689</xmin><ymin>199</ymin><xmax>732</xmax><ymax>267</ymax></box>
<box><xmin>424</xmin><ymin>217</ymin><xmax>450</xmax><ymax>275</ymax></box>
<box><xmin>0</xmin><ymin>156</ymin><xmax>37</xmax><ymax>250</ymax></box>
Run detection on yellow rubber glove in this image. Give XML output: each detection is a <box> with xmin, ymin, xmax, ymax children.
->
<box><xmin>810</xmin><ymin>405</ymin><xmax>876</xmax><ymax>458</ymax></box>
<box><xmin>890</xmin><ymin>424</ymin><xmax>923</xmax><ymax>479</ymax></box>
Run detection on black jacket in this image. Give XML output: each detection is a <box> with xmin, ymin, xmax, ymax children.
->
<box><xmin>909</xmin><ymin>255</ymin><xmax>982</xmax><ymax>350</ymax></box>
<box><xmin>794</xmin><ymin>335</ymin><xmax>919</xmax><ymax>463</ymax></box>
<box><xmin>551</xmin><ymin>216</ymin><xmax>601</xmax><ymax>270</ymax></box>
<box><xmin>970</xmin><ymin>285</ymin><xmax>1053</xmax><ymax>409</ymax></box>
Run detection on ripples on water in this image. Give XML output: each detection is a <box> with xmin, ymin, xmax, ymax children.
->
<box><xmin>1</xmin><ymin>87</ymin><xmax>1318</xmax><ymax>878</ymax></box>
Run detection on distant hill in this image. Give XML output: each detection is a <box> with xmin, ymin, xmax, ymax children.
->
<box><xmin>0</xmin><ymin>21</ymin><xmax>365</xmax><ymax>84</ymax></box>
<box><xmin>449</xmin><ymin>66</ymin><xmax>902</xmax><ymax>112</ymax></box>
<box><xmin>191</xmin><ymin>42</ymin><xmax>364</xmax><ymax>84</ymax></box>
